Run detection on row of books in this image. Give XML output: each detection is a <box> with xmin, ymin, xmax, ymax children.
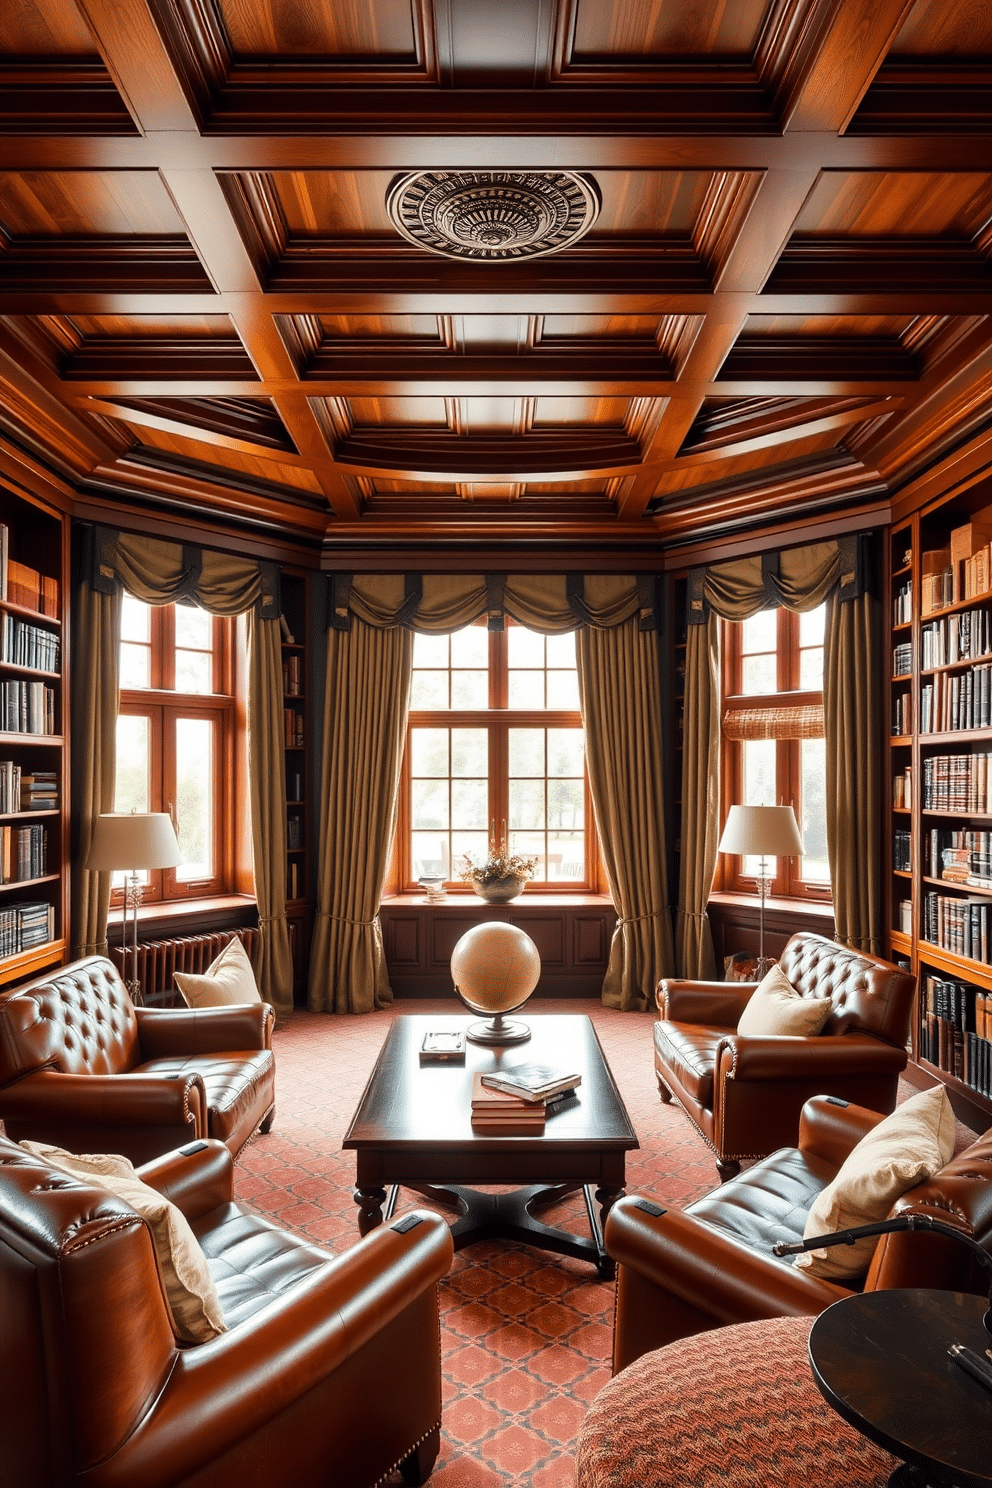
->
<box><xmin>893</xmin><ymin>578</ymin><xmax>912</xmax><ymax>626</ymax></box>
<box><xmin>921</xmin><ymin>609</ymin><xmax>992</xmax><ymax>669</ymax></box>
<box><xmin>891</xmin><ymin>691</ymin><xmax>911</xmax><ymax>736</ymax></box>
<box><xmin>0</xmin><ymin>613</ymin><xmax>60</xmax><ymax>673</ymax></box>
<box><xmin>287</xmin><ymin>815</ymin><xmax>302</xmax><ymax>849</ymax></box>
<box><xmin>0</xmin><ymin>527</ymin><xmax>60</xmax><ymax>617</ymax></box>
<box><xmin>922</xmin><ymin>892</ymin><xmax>992</xmax><ymax>965</ymax></box>
<box><xmin>920</xmin><ymin>975</ymin><xmax>992</xmax><ymax>1098</ymax></box>
<box><xmin>0</xmin><ymin>900</ymin><xmax>54</xmax><ymax>956</ymax></box>
<box><xmin>920</xmin><ymin>514</ymin><xmax>992</xmax><ymax>617</ymax></box>
<box><xmin>282</xmin><ymin>655</ymin><xmax>302</xmax><ymax>696</ymax></box>
<box><xmin>892</xmin><ymin>641</ymin><xmax>913</xmax><ymax>676</ymax></box>
<box><xmin>287</xmin><ymin>860</ymin><xmax>301</xmax><ymax>900</ymax></box>
<box><xmin>919</xmin><ymin>664</ymin><xmax>992</xmax><ymax>733</ymax></box>
<box><xmin>932</xmin><ymin>828</ymin><xmax>992</xmax><ymax>883</ymax></box>
<box><xmin>0</xmin><ymin>762</ymin><xmax>59</xmax><ymax>814</ymax></box>
<box><xmin>0</xmin><ymin>823</ymin><xmax>47</xmax><ymax>883</ymax></box>
<box><xmin>921</xmin><ymin>753</ymin><xmax>992</xmax><ymax>813</ymax></box>
<box><xmin>1</xmin><ymin>681</ymin><xmax>56</xmax><ymax>735</ymax></box>
<box><xmin>893</xmin><ymin>828</ymin><xmax>911</xmax><ymax>872</ymax></box>
<box><xmin>283</xmin><ymin>708</ymin><xmax>304</xmax><ymax>747</ymax></box>
<box><xmin>892</xmin><ymin>765</ymin><xmax>912</xmax><ymax>809</ymax></box>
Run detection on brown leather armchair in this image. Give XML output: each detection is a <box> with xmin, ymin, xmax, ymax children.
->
<box><xmin>0</xmin><ymin>956</ymin><xmax>275</xmax><ymax>1164</ymax></box>
<box><xmin>0</xmin><ymin>1134</ymin><xmax>454</xmax><ymax>1488</ymax></box>
<box><xmin>606</xmin><ymin>1094</ymin><xmax>992</xmax><ymax>1373</ymax></box>
<box><xmin>655</xmin><ymin>931</ymin><xmax>917</xmax><ymax>1179</ymax></box>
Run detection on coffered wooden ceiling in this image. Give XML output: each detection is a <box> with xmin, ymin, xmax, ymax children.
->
<box><xmin>1</xmin><ymin>0</ymin><xmax>991</xmax><ymax>559</ymax></box>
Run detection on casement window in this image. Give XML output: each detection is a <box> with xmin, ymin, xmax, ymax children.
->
<box><xmin>398</xmin><ymin>621</ymin><xmax>598</xmax><ymax>891</ymax></box>
<box><xmin>720</xmin><ymin>604</ymin><xmax>831</xmax><ymax>899</ymax></box>
<box><xmin>112</xmin><ymin>596</ymin><xmax>239</xmax><ymax>902</ymax></box>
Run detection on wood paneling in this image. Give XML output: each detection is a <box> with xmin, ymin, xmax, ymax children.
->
<box><xmin>0</xmin><ymin>171</ymin><xmax>185</xmax><ymax>237</ymax></box>
<box><xmin>791</xmin><ymin>172</ymin><xmax>992</xmax><ymax>240</ymax></box>
<box><xmin>0</xmin><ymin>0</ymin><xmax>96</xmax><ymax>53</ymax></box>
<box><xmin>380</xmin><ymin>897</ymin><xmax>617</xmax><ymax>998</ymax></box>
<box><xmin>216</xmin><ymin>0</ymin><xmax>418</xmax><ymax>58</ymax></box>
<box><xmin>571</xmin><ymin>0</ymin><xmax>770</xmax><ymax>59</ymax></box>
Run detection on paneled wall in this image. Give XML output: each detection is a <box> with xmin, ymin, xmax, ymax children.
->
<box><xmin>380</xmin><ymin>898</ymin><xmax>617</xmax><ymax>999</ymax></box>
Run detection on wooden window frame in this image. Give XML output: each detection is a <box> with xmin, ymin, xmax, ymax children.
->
<box><xmin>718</xmin><ymin>609</ymin><xmax>831</xmax><ymax>903</ymax></box>
<box><xmin>112</xmin><ymin>608</ymin><xmax>238</xmax><ymax>906</ymax></box>
<box><xmin>395</xmin><ymin>625</ymin><xmax>600</xmax><ymax>894</ymax></box>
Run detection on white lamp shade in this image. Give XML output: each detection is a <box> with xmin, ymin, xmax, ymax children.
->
<box><xmin>718</xmin><ymin>804</ymin><xmax>804</xmax><ymax>858</ymax></box>
<box><xmin>85</xmin><ymin>813</ymin><xmax>184</xmax><ymax>871</ymax></box>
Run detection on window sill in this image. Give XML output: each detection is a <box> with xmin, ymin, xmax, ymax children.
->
<box><xmin>106</xmin><ymin>894</ymin><xmax>257</xmax><ymax>942</ymax></box>
<box><xmin>707</xmin><ymin>890</ymin><xmax>833</xmax><ymax>919</ymax></box>
<box><xmin>382</xmin><ymin>891</ymin><xmax>614</xmax><ymax>909</ymax></box>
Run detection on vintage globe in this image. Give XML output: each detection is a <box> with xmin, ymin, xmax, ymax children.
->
<box><xmin>450</xmin><ymin>921</ymin><xmax>541</xmax><ymax>1044</ymax></box>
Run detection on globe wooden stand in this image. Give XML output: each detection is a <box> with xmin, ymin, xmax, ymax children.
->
<box><xmin>450</xmin><ymin>921</ymin><xmax>542</xmax><ymax>1045</ymax></box>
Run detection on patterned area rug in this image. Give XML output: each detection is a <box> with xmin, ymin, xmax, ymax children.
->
<box><xmin>235</xmin><ymin>998</ymin><xmax>978</xmax><ymax>1488</ymax></box>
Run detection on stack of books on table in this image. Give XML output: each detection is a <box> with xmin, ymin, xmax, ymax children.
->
<box><xmin>471</xmin><ymin>1064</ymin><xmax>581</xmax><ymax>1135</ymax></box>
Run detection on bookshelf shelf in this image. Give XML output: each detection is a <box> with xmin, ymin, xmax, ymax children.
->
<box><xmin>0</xmin><ymin>487</ymin><xmax>68</xmax><ymax>987</ymax></box>
<box><xmin>886</xmin><ymin>504</ymin><xmax>992</xmax><ymax>1120</ymax></box>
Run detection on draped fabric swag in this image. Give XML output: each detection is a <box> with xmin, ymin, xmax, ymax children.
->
<box><xmin>678</xmin><ymin>536</ymin><xmax>878</xmax><ymax>971</ymax></box>
<box><xmin>73</xmin><ymin>528</ymin><xmax>293</xmax><ymax>1019</ymax></box>
<box><xmin>311</xmin><ymin>572</ymin><xmax>672</xmax><ymax>1013</ymax></box>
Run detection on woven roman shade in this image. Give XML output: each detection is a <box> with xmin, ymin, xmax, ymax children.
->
<box><xmin>723</xmin><ymin>705</ymin><xmax>825</xmax><ymax>741</ymax></box>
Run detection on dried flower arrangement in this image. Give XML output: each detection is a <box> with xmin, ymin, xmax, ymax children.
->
<box><xmin>459</xmin><ymin>822</ymin><xmax>535</xmax><ymax>887</ymax></box>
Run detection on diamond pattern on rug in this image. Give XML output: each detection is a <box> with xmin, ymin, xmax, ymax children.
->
<box><xmin>235</xmin><ymin>996</ymin><xmax>976</xmax><ymax>1487</ymax></box>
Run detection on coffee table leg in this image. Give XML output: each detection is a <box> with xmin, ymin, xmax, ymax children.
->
<box><xmin>593</xmin><ymin>1184</ymin><xmax>623</xmax><ymax>1279</ymax></box>
<box><xmin>355</xmin><ymin>1185</ymin><xmax>386</xmax><ymax>1235</ymax></box>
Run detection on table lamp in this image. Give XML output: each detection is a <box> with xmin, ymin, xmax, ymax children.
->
<box><xmin>85</xmin><ymin>812</ymin><xmax>183</xmax><ymax>1005</ymax></box>
<box><xmin>718</xmin><ymin>804</ymin><xmax>804</xmax><ymax>976</ymax></box>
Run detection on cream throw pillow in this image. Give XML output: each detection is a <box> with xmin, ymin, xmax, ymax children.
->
<box><xmin>21</xmin><ymin>1142</ymin><xmax>226</xmax><ymax>1344</ymax></box>
<box><xmin>736</xmin><ymin>963</ymin><xmax>833</xmax><ymax>1037</ymax></box>
<box><xmin>174</xmin><ymin>935</ymin><xmax>261</xmax><ymax>1008</ymax></box>
<box><xmin>795</xmin><ymin>1084</ymin><xmax>957</xmax><ymax>1281</ymax></box>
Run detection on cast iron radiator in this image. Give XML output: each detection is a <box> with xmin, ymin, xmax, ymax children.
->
<box><xmin>111</xmin><ymin>926</ymin><xmax>267</xmax><ymax>1006</ymax></box>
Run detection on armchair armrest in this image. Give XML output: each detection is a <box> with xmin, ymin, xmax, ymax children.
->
<box><xmin>716</xmin><ymin>1032</ymin><xmax>908</xmax><ymax>1084</ymax></box>
<box><xmin>656</xmin><ymin>979</ymin><xmax>756</xmax><ymax>1025</ymax></box>
<box><xmin>138</xmin><ymin>1138</ymin><xmax>234</xmax><ymax>1220</ymax></box>
<box><xmin>136</xmin><ymin>1004</ymin><xmax>274</xmax><ymax>1058</ymax></box>
<box><xmin>0</xmin><ymin>1068</ymin><xmax>206</xmax><ymax>1132</ymax></box>
<box><xmin>607</xmin><ymin>1196</ymin><xmax>845</xmax><ymax>1323</ymax></box>
<box><xmin>92</xmin><ymin>1211</ymin><xmax>454</xmax><ymax>1488</ymax></box>
<box><xmin>797</xmin><ymin>1096</ymin><xmax>886</xmax><ymax>1169</ymax></box>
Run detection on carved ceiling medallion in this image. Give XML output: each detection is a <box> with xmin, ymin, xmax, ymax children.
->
<box><xmin>386</xmin><ymin>171</ymin><xmax>601</xmax><ymax>261</ymax></box>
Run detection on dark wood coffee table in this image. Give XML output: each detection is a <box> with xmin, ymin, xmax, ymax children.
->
<box><xmin>343</xmin><ymin>1013</ymin><xmax>638</xmax><ymax>1277</ymax></box>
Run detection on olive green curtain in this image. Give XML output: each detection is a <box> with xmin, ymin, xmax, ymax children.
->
<box><xmin>675</xmin><ymin>614</ymin><xmax>721</xmax><ymax>979</ymax></box>
<box><xmin>75</xmin><ymin>527</ymin><xmax>289</xmax><ymax>1010</ymax></box>
<box><xmin>341</xmin><ymin>571</ymin><xmax>643</xmax><ymax>634</ymax></box>
<box><xmin>824</xmin><ymin>587</ymin><xmax>882</xmax><ymax>953</ymax></box>
<box><xmin>308</xmin><ymin>619</ymin><xmax>414</xmax><ymax>1014</ymax></box>
<box><xmin>246</xmin><ymin>612</ymin><xmax>295</xmax><ymax>1021</ymax></box>
<box><xmin>70</xmin><ymin>577</ymin><xmax>122</xmax><ymax>959</ymax></box>
<box><xmin>576</xmin><ymin>618</ymin><xmax>674</xmax><ymax>1009</ymax></box>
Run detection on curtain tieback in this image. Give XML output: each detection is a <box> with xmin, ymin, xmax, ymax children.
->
<box><xmin>257</xmin><ymin>914</ymin><xmax>287</xmax><ymax>925</ymax></box>
<box><xmin>316</xmin><ymin>909</ymin><xmax>378</xmax><ymax>928</ymax></box>
<box><xmin>675</xmin><ymin>908</ymin><xmax>711</xmax><ymax>921</ymax></box>
<box><xmin>616</xmin><ymin>910</ymin><xmax>666</xmax><ymax>926</ymax></box>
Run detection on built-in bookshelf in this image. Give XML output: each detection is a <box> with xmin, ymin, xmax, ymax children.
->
<box><xmin>886</xmin><ymin>496</ymin><xmax>992</xmax><ymax>1124</ymax></box>
<box><xmin>280</xmin><ymin>570</ymin><xmax>310</xmax><ymax>996</ymax></box>
<box><xmin>0</xmin><ymin>486</ymin><xmax>68</xmax><ymax>986</ymax></box>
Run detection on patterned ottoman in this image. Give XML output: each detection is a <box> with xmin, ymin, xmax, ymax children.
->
<box><xmin>575</xmin><ymin>1315</ymin><xmax>898</xmax><ymax>1488</ymax></box>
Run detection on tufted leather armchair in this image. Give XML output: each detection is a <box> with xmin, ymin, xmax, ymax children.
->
<box><xmin>655</xmin><ymin>932</ymin><xmax>917</xmax><ymax>1179</ymax></box>
<box><xmin>0</xmin><ymin>956</ymin><xmax>275</xmax><ymax>1164</ymax></box>
<box><xmin>606</xmin><ymin>1094</ymin><xmax>992</xmax><ymax>1373</ymax></box>
<box><xmin>0</xmin><ymin>1135</ymin><xmax>453</xmax><ymax>1487</ymax></box>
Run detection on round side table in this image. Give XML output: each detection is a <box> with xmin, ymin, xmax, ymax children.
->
<box><xmin>808</xmin><ymin>1290</ymin><xmax>992</xmax><ymax>1488</ymax></box>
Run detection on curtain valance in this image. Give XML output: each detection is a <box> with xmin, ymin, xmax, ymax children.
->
<box><xmin>328</xmin><ymin>573</ymin><xmax>660</xmax><ymax>635</ymax></box>
<box><xmin>86</xmin><ymin>525</ymin><xmax>281</xmax><ymax>619</ymax></box>
<box><xmin>687</xmin><ymin>535</ymin><xmax>869</xmax><ymax>624</ymax></box>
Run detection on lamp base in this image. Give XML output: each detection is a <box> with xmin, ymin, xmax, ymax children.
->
<box><xmin>465</xmin><ymin>1014</ymin><xmax>531</xmax><ymax>1045</ymax></box>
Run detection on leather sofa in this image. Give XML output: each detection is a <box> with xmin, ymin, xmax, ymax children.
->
<box><xmin>605</xmin><ymin>1093</ymin><xmax>992</xmax><ymax>1373</ymax></box>
<box><xmin>0</xmin><ymin>956</ymin><xmax>275</xmax><ymax>1164</ymax></box>
<box><xmin>0</xmin><ymin>1134</ymin><xmax>454</xmax><ymax>1488</ymax></box>
<box><xmin>655</xmin><ymin>932</ymin><xmax>917</xmax><ymax>1179</ymax></box>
